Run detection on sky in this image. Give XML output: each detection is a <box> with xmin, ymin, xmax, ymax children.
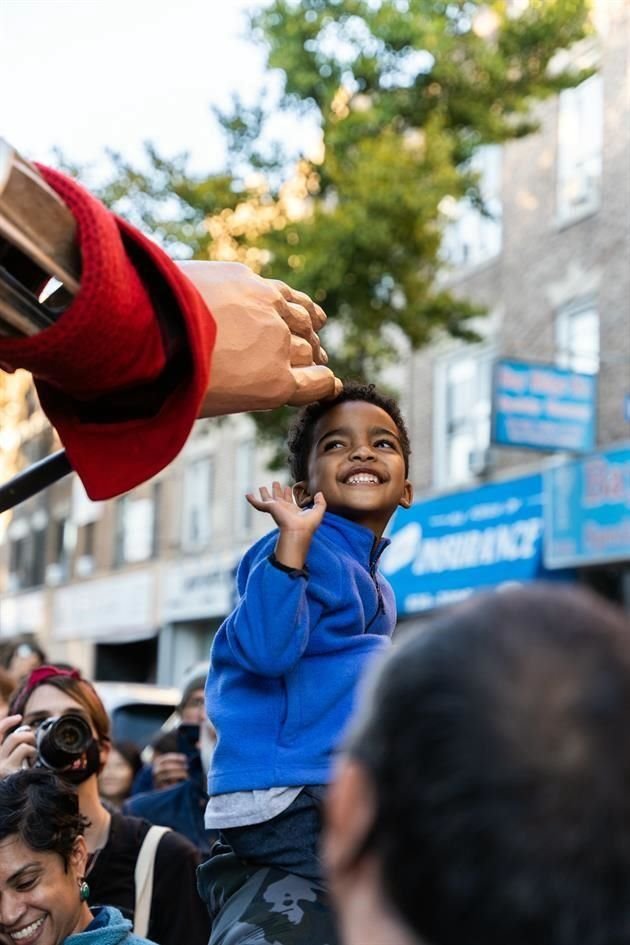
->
<box><xmin>0</xmin><ymin>0</ymin><xmax>311</xmax><ymax>176</ymax></box>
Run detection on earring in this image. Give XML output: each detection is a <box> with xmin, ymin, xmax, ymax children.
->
<box><xmin>79</xmin><ymin>879</ymin><xmax>90</xmax><ymax>902</ymax></box>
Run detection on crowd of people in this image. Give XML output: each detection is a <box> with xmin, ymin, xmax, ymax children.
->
<box><xmin>2</xmin><ymin>585</ymin><xmax>630</xmax><ymax>945</ymax></box>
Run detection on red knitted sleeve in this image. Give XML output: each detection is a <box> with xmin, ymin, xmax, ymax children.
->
<box><xmin>0</xmin><ymin>166</ymin><xmax>216</xmax><ymax>500</ymax></box>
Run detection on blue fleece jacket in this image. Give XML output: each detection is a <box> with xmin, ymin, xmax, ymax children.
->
<box><xmin>206</xmin><ymin>511</ymin><xmax>394</xmax><ymax>795</ymax></box>
<box><xmin>64</xmin><ymin>906</ymin><xmax>157</xmax><ymax>945</ymax></box>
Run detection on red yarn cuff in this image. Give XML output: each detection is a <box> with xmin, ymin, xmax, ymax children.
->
<box><xmin>0</xmin><ymin>166</ymin><xmax>216</xmax><ymax>499</ymax></box>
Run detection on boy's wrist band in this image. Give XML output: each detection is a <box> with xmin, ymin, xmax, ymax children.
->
<box><xmin>268</xmin><ymin>553</ymin><xmax>309</xmax><ymax>579</ymax></box>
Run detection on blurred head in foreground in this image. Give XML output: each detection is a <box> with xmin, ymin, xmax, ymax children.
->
<box><xmin>325</xmin><ymin>584</ymin><xmax>630</xmax><ymax>945</ymax></box>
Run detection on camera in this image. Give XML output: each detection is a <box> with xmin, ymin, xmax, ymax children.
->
<box><xmin>36</xmin><ymin>714</ymin><xmax>94</xmax><ymax>772</ymax></box>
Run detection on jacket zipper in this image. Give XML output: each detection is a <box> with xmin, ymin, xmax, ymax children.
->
<box><xmin>365</xmin><ymin>537</ymin><xmax>386</xmax><ymax>632</ymax></box>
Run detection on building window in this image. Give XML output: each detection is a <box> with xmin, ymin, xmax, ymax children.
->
<box><xmin>435</xmin><ymin>348</ymin><xmax>494</xmax><ymax>486</ymax></box>
<box><xmin>8</xmin><ymin>525</ymin><xmax>46</xmax><ymax>590</ymax></box>
<box><xmin>83</xmin><ymin>521</ymin><xmax>96</xmax><ymax>559</ymax></box>
<box><xmin>181</xmin><ymin>457</ymin><xmax>213</xmax><ymax>552</ymax></box>
<box><xmin>45</xmin><ymin>516</ymin><xmax>73</xmax><ymax>586</ymax></box>
<box><xmin>75</xmin><ymin>521</ymin><xmax>96</xmax><ymax>578</ymax></box>
<box><xmin>30</xmin><ymin>526</ymin><xmax>46</xmax><ymax>588</ymax></box>
<box><xmin>113</xmin><ymin>498</ymin><xmax>127</xmax><ymax>568</ymax></box>
<box><xmin>440</xmin><ymin>145</ymin><xmax>502</xmax><ymax>270</ymax></box>
<box><xmin>235</xmin><ymin>441</ymin><xmax>256</xmax><ymax>535</ymax></box>
<box><xmin>8</xmin><ymin>533</ymin><xmax>27</xmax><ymax>592</ymax></box>
<box><xmin>113</xmin><ymin>495</ymin><xmax>155</xmax><ymax>566</ymax></box>
<box><xmin>555</xmin><ymin>299</ymin><xmax>599</xmax><ymax>375</ymax></box>
<box><xmin>557</xmin><ymin>75</ymin><xmax>603</xmax><ymax>223</ymax></box>
<box><xmin>71</xmin><ymin>477</ymin><xmax>103</xmax><ymax>528</ymax></box>
<box><xmin>151</xmin><ymin>481</ymin><xmax>162</xmax><ymax>558</ymax></box>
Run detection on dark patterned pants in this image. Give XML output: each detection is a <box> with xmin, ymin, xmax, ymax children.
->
<box><xmin>197</xmin><ymin>845</ymin><xmax>339</xmax><ymax>945</ymax></box>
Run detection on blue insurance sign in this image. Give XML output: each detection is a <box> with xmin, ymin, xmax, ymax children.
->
<box><xmin>492</xmin><ymin>358</ymin><xmax>597</xmax><ymax>453</ymax></box>
<box><xmin>544</xmin><ymin>444</ymin><xmax>630</xmax><ymax>569</ymax></box>
<box><xmin>381</xmin><ymin>473</ymin><xmax>569</xmax><ymax>615</ymax></box>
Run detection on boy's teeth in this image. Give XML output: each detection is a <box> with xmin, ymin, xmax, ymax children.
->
<box><xmin>11</xmin><ymin>917</ymin><xmax>45</xmax><ymax>940</ymax></box>
<box><xmin>347</xmin><ymin>474</ymin><xmax>379</xmax><ymax>484</ymax></box>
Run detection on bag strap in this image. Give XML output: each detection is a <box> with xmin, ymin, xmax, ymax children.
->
<box><xmin>134</xmin><ymin>825</ymin><xmax>170</xmax><ymax>938</ymax></box>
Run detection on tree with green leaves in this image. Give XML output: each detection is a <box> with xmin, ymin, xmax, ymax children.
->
<box><xmin>90</xmin><ymin>0</ymin><xmax>591</xmax><ymax>457</ymax></box>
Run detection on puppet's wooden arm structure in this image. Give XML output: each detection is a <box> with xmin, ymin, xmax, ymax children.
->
<box><xmin>0</xmin><ymin>141</ymin><xmax>77</xmax><ymax>511</ymax></box>
<box><xmin>0</xmin><ymin>139</ymin><xmax>80</xmax><ymax>336</ymax></box>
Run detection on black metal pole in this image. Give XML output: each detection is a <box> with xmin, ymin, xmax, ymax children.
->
<box><xmin>0</xmin><ymin>449</ymin><xmax>73</xmax><ymax>513</ymax></box>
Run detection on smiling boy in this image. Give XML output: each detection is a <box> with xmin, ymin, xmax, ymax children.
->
<box><xmin>202</xmin><ymin>382</ymin><xmax>413</xmax><ymax>891</ymax></box>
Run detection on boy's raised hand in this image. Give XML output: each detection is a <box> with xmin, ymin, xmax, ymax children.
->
<box><xmin>246</xmin><ymin>481</ymin><xmax>326</xmax><ymax>570</ymax></box>
<box><xmin>246</xmin><ymin>481</ymin><xmax>326</xmax><ymax>532</ymax></box>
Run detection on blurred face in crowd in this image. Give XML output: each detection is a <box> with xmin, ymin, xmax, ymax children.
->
<box><xmin>98</xmin><ymin>748</ymin><xmax>135</xmax><ymax>805</ymax></box>
<box><xmin>0</xmin><ymin>834</ymin><xmax>89</xmax><ymax>945</ymax></box>
<box><xmin>7</xmin><ymin>646</ymin><xmax>43</xmax><ymax>686</ymax></box>
<box><xmin>180</xmin><ymin>688</ymin><xmax>206</xmax><ymax>725</ymax></box>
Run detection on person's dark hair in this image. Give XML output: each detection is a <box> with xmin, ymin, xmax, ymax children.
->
<box><xmin>347</xmin><ymin>584</ymin><xmax>630</xmax><ymax>945</ymax></box>
<box><xmin>0</xmin><ymin>768</ymin><xmax>89</xmax><ymax>868</ymax></box>
<box><xmin>112</xmin><ymin>740</ymin><xmax>143</xmax><ymax>778</ymax></box>
<box><xmin>287</xmin><ymin>381</ymin><xmax>411</xmax><ymax>481</ymax></box>
<box><xmin>0</xmin><ymin>666</ymin><xmax>15</xmax><ymax>705</ymax></box>
<box><xmin>178</xmin><ymin>670</ymin><xmax>207</xmax><ymax>712</ymax></box>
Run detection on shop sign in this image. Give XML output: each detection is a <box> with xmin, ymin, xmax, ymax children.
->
<box><xmin>0</xmin><ymin>590</ymin><xmax>45</xmax><ymax>637</ymax></box>
<box><xmin>492</xmin><ymin>358</ymin><xmax>596</xmax><ymax>453</ymax></box>
<box><xmin>544</xmin><ymin>443</ymin><xmax>630</xmax><ymax>568</ymax></box>
<box><xmin>161</xmin><ymin>554</ymin><xmax>235</xmax><ymax>622</ymax></box>
<box><xmin>382</xmin><ymin>473</ymin><xmax>569</xmax><ymax>615</ymax></box>
<box><xmin>53</xmin><ymin>570</ymin><xmax>155</xmax><ymax>641</ymax></box>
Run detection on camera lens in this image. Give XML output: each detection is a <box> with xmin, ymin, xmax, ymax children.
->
<box><xmin>36</xmin><ymin>714</ymin><xmax>93</xmax><ymax>771</ymax></box>
<box><xmin>52</xmin><ymin>717</ymin><xmax>88</xmax><ymax>752</ymax></box>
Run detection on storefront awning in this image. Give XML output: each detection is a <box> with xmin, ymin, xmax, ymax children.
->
<box><xmin>53</xmin><ymin>570</ymin><xmax>157</xmax><ymax>643</ymax></box>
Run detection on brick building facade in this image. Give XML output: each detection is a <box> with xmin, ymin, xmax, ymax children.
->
<box><xmin>393</xmin><ymin>0</ymin><xmax>630</xmax><ymax>614</ymax></box>
<box><xmin>406</xmin><ymin>2</ymin><xmax>628</xmax><ymax>492</ymax></box>
<box><xmin>0</xmin><ymin>415</ymin><xmax>273</xmax><ymax>682</ymax></box>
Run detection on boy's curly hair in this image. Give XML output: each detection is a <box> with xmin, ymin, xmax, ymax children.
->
<box><xmin>287</xmin><ymin>382</ymin><xmax>411</xmax><ymax>482</ymax></box>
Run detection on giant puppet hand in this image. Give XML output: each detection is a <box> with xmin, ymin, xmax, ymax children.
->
<box><xmin>179</xmin><ymin>261</ymin><xmax>342</xmax><ymax>416</ymax></box>
<box><xmin>0</xmin><ymin>148</ymin><xmax>343</xmax><ymax>501</ymax></box>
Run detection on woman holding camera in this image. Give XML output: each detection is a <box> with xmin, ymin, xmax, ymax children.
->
<box><xmin>0</xmin><ymin>667</ymin><xmax>211</xmax><ymax>945</ymax></box>
<box><xmin>0</xmin><ymin>768</ymin><xmax>157</xmax><ymax>945</ymax></box>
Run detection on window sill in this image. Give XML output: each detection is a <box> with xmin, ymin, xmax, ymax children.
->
<box><xmin>554</xmin><ymin>201</ymin><xmax>600</xmax><ymax>232</ymax></box>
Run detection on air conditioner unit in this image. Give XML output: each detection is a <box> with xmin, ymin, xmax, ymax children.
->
<box><xmin>468</xmin><ymin>448</ymin><xmax>493</xmax><ymax>477</ymax></box>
